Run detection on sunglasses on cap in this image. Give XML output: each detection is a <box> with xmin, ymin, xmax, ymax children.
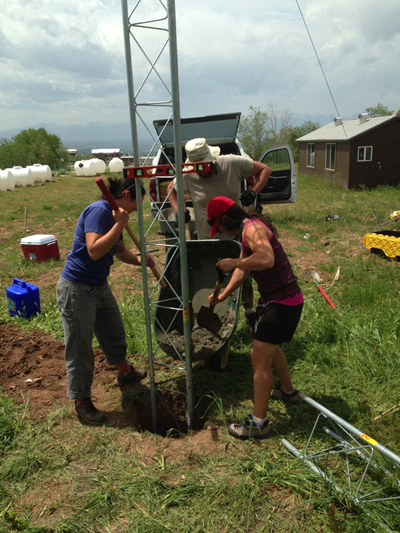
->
<box><xmin>122</xmin><ymin>183</ymin><xmax>136</xmax><ymax>195</ymax></box>
<box><xmin>207</xmin><ymin>215</ymin><xmax>222</xmax><ymax>227</ymax></box>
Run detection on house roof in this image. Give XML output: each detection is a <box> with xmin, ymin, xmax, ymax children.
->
<box><xmin>91</xmin><ymin>148</ymin><xmax>121</xmax><ymax>154</ymax></box>
<box><xmin>296</xmin><ymin>113</ymin><xmax>399</xmax><ymax>142</ymax></box>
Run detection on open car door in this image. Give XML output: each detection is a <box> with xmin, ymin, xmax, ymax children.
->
<box><xmin>257</xmin><ymin>145</ymin><xmax>297</xmax><ymax>204</ymax></box>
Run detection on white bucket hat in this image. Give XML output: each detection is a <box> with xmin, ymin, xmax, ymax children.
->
<box><xmin>185</xmin><ymin>138</ymin><xmax>221</xmax><ymax>163</ymax></box>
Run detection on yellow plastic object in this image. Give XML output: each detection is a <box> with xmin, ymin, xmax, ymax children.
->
<box><xmin>363</xmin><ymin>232</ymin><xmax>400</xmax><ymax>258</ymax></box>
<box><xmin>390</xmin><ymin>211</ymin><xmax>400</xmax><ymax>220</ymax></box>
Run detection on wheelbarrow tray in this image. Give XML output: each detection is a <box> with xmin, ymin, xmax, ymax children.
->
<box><xmin>154</xmin><ymin>239</ymin><xmax>242</xmax><ymax>362</ymax></box>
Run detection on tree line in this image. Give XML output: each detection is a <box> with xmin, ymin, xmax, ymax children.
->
<box><xmin>0</xmin><ymin>128</ymin><xmax>69</xmax><ymax>170</ymax></box>
<box><xmin>237</xmin><ymin>102</ymin><xmax>394</xmax><ymax>162</ymax></box>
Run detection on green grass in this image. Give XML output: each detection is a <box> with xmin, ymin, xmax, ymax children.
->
<box><xmin>1</xmin><ymin>173</ymin><xmax>400</xmax><ymax>531</ymax></box>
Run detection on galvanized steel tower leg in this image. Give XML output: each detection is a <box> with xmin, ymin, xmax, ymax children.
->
<box><xmin>120</xmin><ymin>0</ymin><xmax>193</xmax><ymax>432</ymax></box>
<box><xmin>167</xmin><ymin>0</ymin><xmax>194</xmax><ymax>429</ymax></box>
<box><xmin>283</xmin><ymin>394</ymin><xmax>400</xmax><ymax>531</ymax></box>
<box><xmin>121</xmin><ymin>0</ymin><xmax>159</xmax><ymax>433</ymax></box>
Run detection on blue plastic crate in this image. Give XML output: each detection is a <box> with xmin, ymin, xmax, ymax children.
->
<box><xmin>6</xmin><ymin>278</ymin><xmax>41</xmax><ymax>318</ymax></box>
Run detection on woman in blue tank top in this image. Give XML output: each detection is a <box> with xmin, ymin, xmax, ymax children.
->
<box><xmin>207</xmin><ymin>196</ymin><xmax>303</xmax><ymax>440</ymax></box>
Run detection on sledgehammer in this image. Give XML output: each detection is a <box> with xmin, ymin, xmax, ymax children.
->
<box><xmin>95</xmin><ymin>177</ymin><xmax>167</xmax><ymax>289</ymax></box>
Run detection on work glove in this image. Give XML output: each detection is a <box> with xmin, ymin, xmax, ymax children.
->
<box><xmin>175</xmin><ymin>209</ymin><xmax>191</xmax><ymax>223</ymax></box>
<box><xmin>240</xmin><ymin>189</ymin><xmax>257</xmax><ymax>207</ymax></box>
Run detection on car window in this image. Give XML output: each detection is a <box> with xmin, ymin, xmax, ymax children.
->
<box><xmin>260</xmin><ymin>147</ymin><xmax>291</xmax><ymax>172</ymax></box>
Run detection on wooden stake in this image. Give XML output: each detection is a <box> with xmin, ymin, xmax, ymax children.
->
<box><xmin>374</xmin><ymin>404</ymin><xmax>399</xmax><ymax>420</ymax></box>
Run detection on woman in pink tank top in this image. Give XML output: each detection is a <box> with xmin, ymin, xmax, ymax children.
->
<box><xmin>207</xmin><ymin>196</ymin><xmax>303</xmax><ymax>440</ymax></box>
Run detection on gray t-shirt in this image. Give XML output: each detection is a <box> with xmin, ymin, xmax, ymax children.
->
<box><xmin>175</xmin><ymin>154</ymin><xmax>253</xmax><ymax>239</ymax></box>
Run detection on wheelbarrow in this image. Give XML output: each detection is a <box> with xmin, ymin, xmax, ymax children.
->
<box><xmin>153</xmin><ymin>239</ymin><xmax>242</xmax><ymax>362</ymax></box>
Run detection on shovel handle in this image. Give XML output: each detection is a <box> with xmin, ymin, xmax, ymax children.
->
<box><xmin>315</xmin><ymin>283</ymin><xmax>336</xmax><ymax>309</ymax></box>
<box><xmin>96</xmin><ymin>177</ymin><xmax>167</xmax><ymax>289</ymax></box>
<box><xmin>209</xmin><ymin>280</ymin><xmax>224</xmax><ymax>312</ymax></box>
<box><xmin>212</xmin><ymin>280</ymin><xmax>224</xmax><ymax>300</ymax></box>
<box><xmin>124</xmin><ymin>225</ymin><xmax>168</xmax><ymax>289</ymax></box>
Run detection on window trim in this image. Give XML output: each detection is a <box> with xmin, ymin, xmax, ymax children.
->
<box><xmin>325</xmin><ymin>143</ymin><xmax>336</xmax><ymax>171</ymax></box>
<box><xmin>357</xmin><ymin>146</ymin><xmax>373</xmax><ymax>162</ymax></box>
<box><xmin>307</xmin><ymin>143</ymin><xmax>315</xmax><ymax>168</ymax></box>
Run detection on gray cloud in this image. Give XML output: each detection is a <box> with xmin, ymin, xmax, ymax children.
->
<box><xmin>0</xmin><ymin>0</ymin><xmax>398</xmax><ymax>132</ymax></box>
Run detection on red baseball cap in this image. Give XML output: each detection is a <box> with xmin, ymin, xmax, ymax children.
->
<box><xmin>207</xmin><ymin>196</ymin><xmax>235</xmax><ymax>237</ymax></box>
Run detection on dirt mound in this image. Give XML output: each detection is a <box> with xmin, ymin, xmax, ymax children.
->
<box><xmin>0</xmin><ymin>322</ymin><xmax>201</xmax><ymax>435</ymax></box>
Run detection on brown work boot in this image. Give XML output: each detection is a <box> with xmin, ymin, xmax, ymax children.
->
<box><xmin>115</xmin><ymin>364</ymin><xmax>147</xmax><ymax>388</ymax></box>
<box><xmin>73</xmin><ymin>397</ymin><xmax>107</xmax><ymax>425</ymax></box>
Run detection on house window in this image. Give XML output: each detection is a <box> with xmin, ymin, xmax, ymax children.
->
<box><xmin>307</xmin><ymin>144</ymin><xmax>315</xmax><ymax>168</ymax></box>
<box><xmin>325</xmin><ymin>143</ymin><xmax>336</xmax><ymax>170</ymax></box>
<box><xmin>358</xmin><ymin>146</ymin><xmax>373</xmax><ymax>162</ymax></box>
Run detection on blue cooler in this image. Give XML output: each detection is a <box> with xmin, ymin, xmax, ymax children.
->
<box><xmin>6</xmin><ymin>278</ymin><xmax>41</xmax><ymax>318</ymax></box>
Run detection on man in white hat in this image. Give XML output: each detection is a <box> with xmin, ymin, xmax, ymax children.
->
<box><xmin>167</xmin><ymin>137</ymin><xmax>271</xmax><ymax>334</ymax></box>
<box><xmin>167</xmin><ymin>137</ymin><xmax>271</xmax><ymax>240</ymax></box>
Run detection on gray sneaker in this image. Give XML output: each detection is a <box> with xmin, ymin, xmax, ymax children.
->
<box><xmin>73</xmin><ymin>397</ymin><xmax>107</xmax><ymax>425</ymax></box>
<box><xmin>270</xmin><ymin>382</ymin><xmax>299</xmax><ymax>404</ymax></box>
<box><xmin>115</xmin><ymin>364</ymin><xmax>147</xmax><ymax>388</ymax></box>
<box><xmin>228</xmin><ymin>415</ymin><xmax>272</xmax><ymax>440</ymax></box>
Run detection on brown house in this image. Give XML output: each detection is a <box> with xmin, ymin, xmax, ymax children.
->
<box><xmin>297</xmin><ymin>107</ymin><xmax>400</xmax><ymax>189</ymax></box>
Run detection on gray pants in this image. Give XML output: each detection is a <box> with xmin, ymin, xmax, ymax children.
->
<box><xmin>56</xmin><ymin>276</ymin><xmax>127</xmax><ymax>400</ymax></box>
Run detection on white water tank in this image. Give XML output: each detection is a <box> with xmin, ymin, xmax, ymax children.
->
<box><xmin>74</xmin><ymin>161</ymin><xmax>84</xmax><ymax>176</ymax></box>
<box><xmin>12</xmin><ymin>166</ymin><xmax>35</xmax><ymax>187</ymax></box>
<box><xmin>109</xmin><ymin>157</ymin><xmax>124</xmax><ymax>173</ymax></box>
<box><xmin>82</xmin><ymin>160</ymin><xmax>97</xmax><ymax>176</ymax></box>
<box><xmin>91</xmin><ymin>158</ymin><xmax>106</xmax><ymax>174</ymax></box>
<box><xmin>74</xmin><ymin>160</ymin><xmax>97</xmax><ymax>176</ymax></box>
<box><xmin>0</xmin><ymin>169</ymin><xmax>15</xmax><ymax>191</ymax></box>
<box><xmin>27</xmin><ymin>164</ymin><xmax>52</xmax><ymax>183</ymax></box>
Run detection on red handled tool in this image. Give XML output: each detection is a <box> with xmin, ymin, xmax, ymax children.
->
<box><xmin>302</xmin><ymin>268</ymin><xmax>336</xmax><ymax>309</ymax></box>
<box><xmin>95</xmin><ymin>177</ymin><xmax>167</xmax><ymax>289</ymax></box>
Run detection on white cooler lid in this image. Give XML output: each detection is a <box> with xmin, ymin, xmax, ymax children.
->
<box><xmin>21</xmin><ymin>234</ymin><xmax>57</xmax><ymax>245</ymax></box>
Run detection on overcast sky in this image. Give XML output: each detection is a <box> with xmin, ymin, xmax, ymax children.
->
<box><xmin>0</xmin><ymin>0</ymin><xmax>399</xmax><ymax>134</ymax></box>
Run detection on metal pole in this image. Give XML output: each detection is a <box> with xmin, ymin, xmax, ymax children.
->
<box><xmin>300</xmin><ymin>394</ymin><xmax>400</xmax><ymax>466</ymax></box>
<box><xmin>121</xmin><ymin>0</ymin><xmax>140</xmax><ymax>166</ymax></box>
<box><xmin>121</xmin><ymin>0</ymin><xmax>158</xmax><ymax>433</ymax></box>
<box><xmin>167</xmin><ymin>0</ymin><xmax>194</xmax><ymax>430</ymax></box>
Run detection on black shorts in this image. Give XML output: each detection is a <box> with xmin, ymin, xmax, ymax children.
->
<box><xmin>253</xmin><ymin>301</ymin><xmax>303</xmax><ymax>345</ymax></box>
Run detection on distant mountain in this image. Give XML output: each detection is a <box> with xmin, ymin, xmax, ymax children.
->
<box><xmin>0</xmin><ymin>121</ymin><xmax>154</xmax><ymax>155</ymax></box>
<box><xmin>0</xmin><ymin>114</ymin><xmax>358</xmax><ymax>155</ymax></box>
<box><xmin>292</xmin><ymin>113</ymin><xmax>358</xmax><ymax>127</ymax></box>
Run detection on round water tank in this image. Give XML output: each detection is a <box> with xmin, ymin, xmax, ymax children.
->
<box><xmin>91</xmin><ymin>158</ymin><xmax>106</xmax><ymax>174</ymax></box>
<box><xmin>0</xmin><ymin>169</ymin><xmax>15</xmax><ymax>191</ymax></box>
<box><xmin>109</xmin><ymin>157</ymin><xmax>124</xmax><ymax>173</ymax></box>
<box><xmin>12</xmin><ymin>166</ymin><xmax>35</xmax><ymax>187</ymax></box>
<box><xmin>80</xmin><ymin>160</ymin><xmax>97</xmax><ymax>176</ymax></box>
<box><xmin>27</xmin><ymin>163</ymin><xmax>52</xmax><ymax>183</ymax></box>
<box><xmin>74</xmin><ymin>161</ymin><xmax>84</xmax><ymax>176</ymax></box>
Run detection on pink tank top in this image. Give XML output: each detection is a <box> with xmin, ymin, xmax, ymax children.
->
<box><xmin>242</xmin><ymin>219</ymin><xmax>303</xmax><ymax>306</ymax></box>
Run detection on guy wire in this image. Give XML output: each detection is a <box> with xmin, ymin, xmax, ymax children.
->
<box><xmin>295</xmin><ymin>0</ymin><xmax>381</xmax><ymax>227</ymax></box>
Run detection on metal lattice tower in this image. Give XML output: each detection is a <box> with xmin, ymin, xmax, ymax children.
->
<box><xmin>121</xmin><ymin>0</ymin><xmax>194</xmax><ymax>433</ymax></box>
